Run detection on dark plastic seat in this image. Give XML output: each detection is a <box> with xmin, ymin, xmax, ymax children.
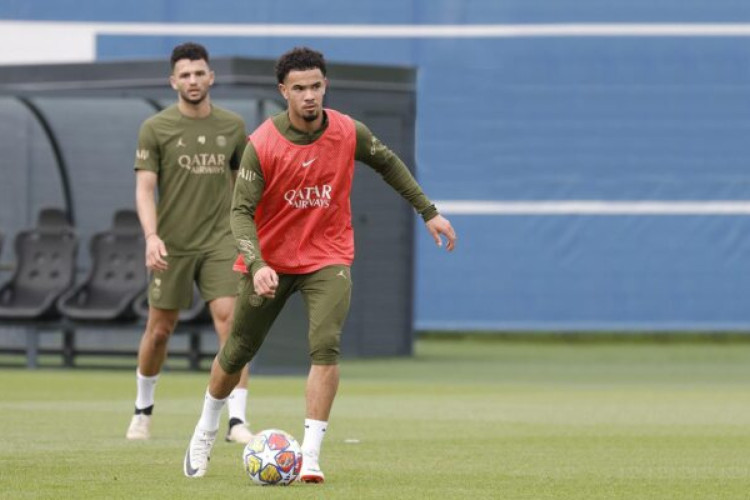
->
<box><xmin>57</xmin><ymin>210</ymin><xmax>146</xmax><ymax>321</ymax></box>
<box><xmin>0</xmin><ymin>208</ymin><xmax>77</xmax><ymax>319</ymax></box>
<box><xmin>132</xmin><ymin>284</ymin><xmax>212</xmax><ymax>323</ymax></box>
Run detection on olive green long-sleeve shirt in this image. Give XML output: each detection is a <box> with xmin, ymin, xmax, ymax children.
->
<box><xmin>232</xmin><ymin>111</ymin><xmax>438</xmax><ymax>275</ymax></box>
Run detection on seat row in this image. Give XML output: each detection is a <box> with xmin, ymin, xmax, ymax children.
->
<box><xmin>0</xmin><ymin>207</ymin><xmax>208</xmax><ymax>323</ymax></box>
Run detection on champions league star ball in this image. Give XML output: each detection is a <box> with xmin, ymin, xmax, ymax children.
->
<box><xmin>242</xmin><ymin>429</ymin><xmax>303</xmax><ymax>485</ymax></box>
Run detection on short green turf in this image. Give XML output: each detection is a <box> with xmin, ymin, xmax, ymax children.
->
<box><xmin>1</xmin><ymin>337</ymin><xmax>750</xmax><ymax>499</ymax></box>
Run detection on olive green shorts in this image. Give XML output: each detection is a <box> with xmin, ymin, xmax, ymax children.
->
<box><xmin>148</xmin><ymin>247</ymin><xmax>239</xmax><ymax>310</ymax></box>
<box><xmin>219</xmin><ymin>264</ymin><xmax>352</xmax><ymax>373</ymax></box>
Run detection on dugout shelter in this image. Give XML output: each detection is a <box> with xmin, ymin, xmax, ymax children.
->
<box><xmin>0</xmin><ymin>57</ymin><xmax>418</xmax><ymax>372</ymax></box>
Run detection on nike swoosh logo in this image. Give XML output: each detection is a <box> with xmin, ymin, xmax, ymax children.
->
<box><xmin>301</xmin><ymin>158</ymin><xmax>317</xmax><ymax>168</ymax></box>
<box><xmin>184</xmin><ymin>447</ymin><xmax>199</xmax><ymax>477</ymax></box>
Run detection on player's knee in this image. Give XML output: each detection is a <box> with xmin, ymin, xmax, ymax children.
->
<box><xmin>213</xmin><ymin>314</ymin><xmax>233</xmax><ymax>337</ymax></box>
<box><xmin>209</xmin><ymin>295</ymin><xmax>234</xmax><ymax>321</ymax></box>
<box><xmin>218</xmin><ymin>347</ymin><xmax>253</xmax><ymax>374</ymax></box>
<box><xmin>219</xmin><ymin>334</ymin><xmax>257</xmax><ymax>373</ymax></box>
<box><xmin>211</xmin><ymin>305</ymin><xmax>233</xmax><ymax>327</ymax></box>
<box><xmin>146</xmin><ymin>319</ymin><xmax>175</xmax><ymax>347</ymax></box>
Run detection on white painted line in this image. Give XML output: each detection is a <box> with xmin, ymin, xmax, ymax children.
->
<box><xmin>435</xmin><ymin>200</ymin><xmax>750</xmax><ymax>215</ymax></box>
<box><xmin>89</xmin><ymin>22</ymin><xmax>750</xmax><ymax>38</ymax></box>
<box><xmin>5</xmin><ymin>20</ymin><xmax>750</xmax><ymax>39</ymax></box>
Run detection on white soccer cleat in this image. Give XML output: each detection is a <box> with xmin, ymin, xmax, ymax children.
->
<box><xmin>300</xmin><ymin>452</ymin><xmax>325</xmax><ymax>483</ymax></box>
<box><xmin>125</xmin><ymin>414</ymin><xmax>151</xmax><ymax>440</ymax></box>
<box><xmin>183</xmin><ymin>427</ymin><xmax>218</xmax><ymax>478</ymax></box>
<box><xmin>225</xmin><ymin>422</ymin><xmax>254</xmax><ymax>444</ymax></box>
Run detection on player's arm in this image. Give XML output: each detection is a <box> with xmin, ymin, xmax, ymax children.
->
<box><xmin>354</xmin><ymin>121</ymin><xmax>456</xmax><ymax>251</ymax></box>
<box><xmin>134</xmin><ymin>122</ymin><xmax>169</xmax><ymax>271</ymax></box>
<box><xmin>231</xmin><ymin>144</ymin><xmax>278</xmax><ymax>297</ymax></box>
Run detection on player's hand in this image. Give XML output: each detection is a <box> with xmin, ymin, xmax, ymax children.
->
<box><xmin>253</xmin><ymin>266</ymin><xmax>279</xmax><ymax>298</ymax></box>
<box><xmin>145</xmin><ymin>234</ymin><xmax>169</xmax><ymax>272</ymax></box>
<box><xmin>426</xmin><ymin>215</ymin><xmax>457</xmax><ymax>252</ymax></box>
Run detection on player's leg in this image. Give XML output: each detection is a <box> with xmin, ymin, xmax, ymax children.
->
<box><xmin>298</xmin><ymin>265</ymin><xmax>352</xmax><ymax>483</ymax></box>
<box><xmin>183</xmin><ymin>356</ymin><xmax>242</xmax><ymax>479</ymax></box>
<box><xmin>127</xmin><ymin>255</ymin><xmax>195</xmax><ymax>440</ymax></box>
<box><xmin>126</xmin><ymin>306</ymin><xmax>180</xmax><ymax>440</ymax></box>
<box><xmin>184</xmin><ymin>273</ymin><xmax>294</xmax><ymax>478</ymax></box>
<box><xmin>198</xmin><ymin>249</ymin><xmax>253</xmax><ymax>443</ymax></box>
<box><xmin>207</xmin><ymin>296</ymin><xmax>253</xmax><ymax>442</ymax></box>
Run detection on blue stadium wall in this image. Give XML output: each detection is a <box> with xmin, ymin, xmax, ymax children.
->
<box><xmin>3</xmin><ymin>1</ymin><xmax>750</xmax><ymax>331</ymax></box>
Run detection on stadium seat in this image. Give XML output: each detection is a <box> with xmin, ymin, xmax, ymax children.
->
<box><xmin>0</xmin><ymin>208</ymin><xmax>77</xmax><ymax>319</ymax></box>
<box><xmin>57</xmin><ymin>210</ymin><xmax>146</xmax><ymax>321</ymax></box>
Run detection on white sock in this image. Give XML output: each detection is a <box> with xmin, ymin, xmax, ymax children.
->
<box><xmin>135</xmin><ymin>370</ymin><xmax>159</xmax><ymax>410</ymax></box>
<box><xmin>302</xmin><ymin>419</ymin><xmax>328</xmax><ymax>458</ymax></box>
<box><xmin>197</xmin><ymin>389</ymin><xmax>227</xmax><ymax>432</ymax></box>
<box><xmin>227</xmin><ymin>388</ymin><xmax>248</xmax><ymax>424</ymax></box>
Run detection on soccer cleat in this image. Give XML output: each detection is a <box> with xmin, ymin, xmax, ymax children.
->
<box><xmin>183</xmin><ymin>427</ymin><xmax>218</xmax><ymax>478</ymax></box>
<box><xmin>125</xmin><ymin>414</ymin><xmax>151</xmax><ymax>440</ymax></box>
<box><xmin>225</xmin><ymin>422</ymin><xmax>253</xmax><ymax>444</ymax></box>
<box><xmin>299</xmin><ymin>453</ymin><xmax>325</xmax><ymax>483</ymax></box>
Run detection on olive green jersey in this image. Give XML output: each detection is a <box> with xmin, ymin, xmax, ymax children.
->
<box><xmin>232</xmin><ymin>111</ymin><xmax>438</xmax><ymax>275</ymax></box>
<box><xmin>134</xmin><ymin>104</ymin><xmax>247</xmax><ymax>255</ymax></box>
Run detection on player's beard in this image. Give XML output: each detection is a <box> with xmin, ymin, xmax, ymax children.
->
<box><xmin>302</xmin><ymin>111</ymin><xmax>319</xmax><ymax>123</ymax></box>
<box><xmin>181</xmin><ymin>89</ymin><xmax>208</xmax><ymax>106</ymax></box>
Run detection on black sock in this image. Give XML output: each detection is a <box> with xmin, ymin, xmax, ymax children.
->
<box><xmin>228</xmin><ymin>417</ymin><xmax>244</xmax><ymax>429</ymax></box>
<box><xmin>134</xmin><ymin>405</ymin><xmax>154</xmax><ymax>416</ymax></box>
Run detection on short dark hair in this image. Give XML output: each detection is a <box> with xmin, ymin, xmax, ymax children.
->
<box><xmin>275</xmin><ymin>47</ymin><xmax>327</xmax><ymax>83</ymax></box>
<box><xmin>170</xmin><ymin>42</ymin><xmax>210</xmax><ymax>69</ymax></box>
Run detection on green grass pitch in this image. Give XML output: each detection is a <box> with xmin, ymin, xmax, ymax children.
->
<box><xmin>2</xmin><ymin>337</ymin><xmax>750</xmax><ymax>499</ymax></box>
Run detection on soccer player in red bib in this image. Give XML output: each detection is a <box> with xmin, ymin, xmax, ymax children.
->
<box><xmin>183</xmin><ymin>47</ymin><xmax>457</xmax><ymax>480</ymax></box>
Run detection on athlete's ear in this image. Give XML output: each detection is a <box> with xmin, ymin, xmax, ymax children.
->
<box><xmin>169</xmin><ymin>74</ymin><xmax>178</xmax><ymax>91</ymax></box>
<box><xmin>278</xmin><ymin>82</ymin><xmax>288</xmax><ymax>100</ymax></box>
<box><xmin>208</xmin><ymin>70</ymin><xmax>215</xmax><ymax>87</ymax></box>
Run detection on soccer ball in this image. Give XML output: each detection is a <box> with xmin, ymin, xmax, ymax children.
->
<box><xmin>242</xmin><ymin>429</ymin><xmax>303</xmax><ymax>485</ymax></box>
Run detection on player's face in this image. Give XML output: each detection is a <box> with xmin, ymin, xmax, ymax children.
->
<box><xmin>170</xmin><ymin>58</ymin><xmax>214</xmax><ymax>105</ymax></box>
<box><xmin>279</xmin><ymin>69</ymin><xmax>327</xmax><ymax>124</ymax></box>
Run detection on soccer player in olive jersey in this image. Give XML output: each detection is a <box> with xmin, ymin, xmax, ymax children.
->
<box><xmin>127</xmin><ymin>42</ymin><xmax>253</xmax><ymax>444</ymax></box>
<box><xmin>183</xmin><ymin>47</ymin><xmax>456</xmax><ymax>480</ymax></box>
